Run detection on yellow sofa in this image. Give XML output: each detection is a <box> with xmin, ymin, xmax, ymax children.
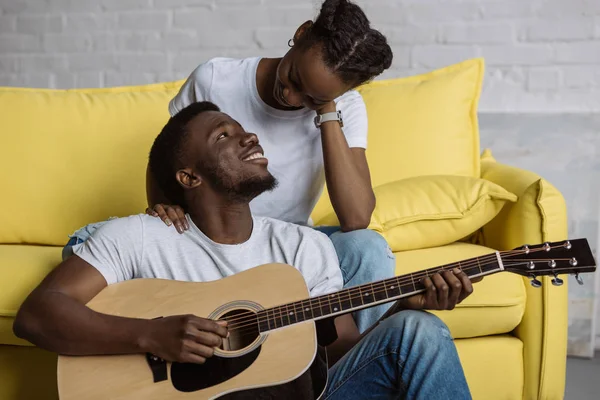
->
<box><xmin>0</xmin><ymin>59</ymin><xmax>568</xmax><ymax>399</ymax></box>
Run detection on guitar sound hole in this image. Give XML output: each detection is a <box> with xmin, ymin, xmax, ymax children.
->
<box><xmin>220</xmin><ymin>308</ymin><xmax>260</xmax><ymax>352</ymax></box>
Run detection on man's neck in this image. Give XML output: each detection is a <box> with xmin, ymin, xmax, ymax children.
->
<box><xmin>187</xmin><ymin>197</ymin><xmax>254</xmax><ymax>245</ymax></box>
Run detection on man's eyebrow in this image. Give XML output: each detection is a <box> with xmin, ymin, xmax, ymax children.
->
<box><xmin>210</xmin><ymin>120</ymin><xmax>232</xmax><ymax>133</ymax></box>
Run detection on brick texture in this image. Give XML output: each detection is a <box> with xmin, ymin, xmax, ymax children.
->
<box><xmin>0</xmin><ymin>0</ymin><xmax>599</xmax><ymax>112</ymax></box>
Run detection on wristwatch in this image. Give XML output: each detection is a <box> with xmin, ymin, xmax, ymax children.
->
<box><xmin>314</xmin><ymin>110</ymin><xmax>344</xmax><ymax>129</ymax></box>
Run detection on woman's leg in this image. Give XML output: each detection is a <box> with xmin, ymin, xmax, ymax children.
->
<box><xmin>314</xmin><ymin>227</ymin><xmax>396</xmax><ymax>333</ymax></box>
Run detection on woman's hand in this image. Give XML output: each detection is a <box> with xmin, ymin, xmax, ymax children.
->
<box><xmin>146</xmin><ymin>204</ymin><xmax>189</xmax><ymax>234</ymax></box>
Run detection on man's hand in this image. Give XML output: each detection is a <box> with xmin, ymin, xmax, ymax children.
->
<box><xmin>141</xmin><ymin>315</ymin><xmax>228</xmax><ymax>364</ymax></box>
<box><xmin>396</xmin><ymin>269</ymin><xmax>481</xmax><ymax>311</ymax></box>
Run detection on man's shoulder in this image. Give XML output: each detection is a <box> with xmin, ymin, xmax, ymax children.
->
<box><xmin>94</xmin><ymin>214</ymin><xmax>173</xmax><ymax>236</ymax></box>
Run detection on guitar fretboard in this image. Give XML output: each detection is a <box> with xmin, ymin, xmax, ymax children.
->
<box><xmin>257</xmin><ymin>252</ymin><xmax>503</xmax><ymax>332</ymax></box>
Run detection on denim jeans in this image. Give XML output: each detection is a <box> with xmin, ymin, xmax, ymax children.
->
<box><xmin>325</xmin><ymin>310</ymin><xmax>471</xmax><ymax>400</ymax></box>
<box><xmin>314</xmin><ymin>226</ymin><xmax>396</xmax><ymax>333</ymax></box>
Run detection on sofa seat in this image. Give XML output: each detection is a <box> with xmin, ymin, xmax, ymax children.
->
<box><xmin>0</xmin><ymin>244</ymin><xmax>62</xmax><ymax>346</ymax></box>
<box><xmin>394</xmin><ymin>242</ymin><xmax>526</xmax><ymax>339</ymax></box>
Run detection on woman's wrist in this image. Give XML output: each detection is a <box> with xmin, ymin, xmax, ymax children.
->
<box><xmin>316</xmin><ymin>101</ymin><xmax>337</xmax><ymax>114</ymax></box>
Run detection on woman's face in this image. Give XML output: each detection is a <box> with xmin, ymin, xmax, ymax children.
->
<box><xmin>274</xmin><ymin>44</ymin><xmax>351</xmax><ymax>110</ymax></box>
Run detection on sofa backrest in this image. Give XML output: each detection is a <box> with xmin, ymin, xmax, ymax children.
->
<box><xmin>0</xmin><ymin>83</ymin><xmax>181</xmax><ymax>246</ymax></box>
<box><xmin>0</xmin><ymin>59</ymin><xmax>483</xmax><ymax>245</ymax></box>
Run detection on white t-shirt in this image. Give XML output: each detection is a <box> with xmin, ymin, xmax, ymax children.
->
<box><xmin>73</xmin><ymin>214</ymin><xmax>343</xmax><ymax>297</ymax></box>
<box><xmin>169</xmin><ymin>57</ymin><xmax>369</xmax><ymax>225</ymax></box>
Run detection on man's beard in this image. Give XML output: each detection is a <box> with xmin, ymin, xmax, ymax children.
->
<box><xmin>202</xmin><ymin>164</ymin><xmax>278</xmax><ymax>202</ymax></box>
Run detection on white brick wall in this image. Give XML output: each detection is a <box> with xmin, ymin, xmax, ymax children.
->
<box><xmin>0</xmin><ymin>0</ymin><xmax>599</xmax><ymax>112</ymax></box>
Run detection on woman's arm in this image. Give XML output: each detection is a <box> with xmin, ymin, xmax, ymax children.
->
<box><xmin>318</xmin><ymin>102</ymin><xmax>375</xmax><ymax>232</ymax></box>
<box><xmin>145</xmin><ymin>164</ymin><xmax>189</xmax><ymax>233</ymax></box>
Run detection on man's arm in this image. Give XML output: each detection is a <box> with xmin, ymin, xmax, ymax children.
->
<box><xmin>13</xmin><ymin>255</ymin><xmax>227</xmax><ymax>363</ymax></box>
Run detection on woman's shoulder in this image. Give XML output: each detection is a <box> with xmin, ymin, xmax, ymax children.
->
<box><xmin>335</xmin><ymin>89</ymin><xmax>366</xmax><ymax>111</ymax></box>
<box><xmin>194</xmin><ymin>57</ymin><xmax>260</xmax><ymax>76</ymax></box>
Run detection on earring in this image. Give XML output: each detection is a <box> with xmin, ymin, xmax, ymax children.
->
<box><xmin>288</xmin><ymin>38</ymin><xmax>294</xmax><ymax>47</ymax></box>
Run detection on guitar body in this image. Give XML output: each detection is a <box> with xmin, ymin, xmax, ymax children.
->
<box><xmin>57</xmin><ymin>263</ymin><xmax>325</xmax><ymax>400</ymax></box>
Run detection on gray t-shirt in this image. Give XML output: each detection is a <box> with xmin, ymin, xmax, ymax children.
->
<box><xmin>73</xmin><ymin>214</ymin><xmax>343</xmax><ymax>297</ymax></box>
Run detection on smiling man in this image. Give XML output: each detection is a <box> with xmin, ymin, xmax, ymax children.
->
<box><xmin>14</xmin><ymin>101</ymin><xmax>473</xmax><ymax>400</ymax></box>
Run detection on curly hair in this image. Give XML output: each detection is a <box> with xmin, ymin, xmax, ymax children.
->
<box><xmin>297</xmin><ymin>0</ymin><xmax>393</xmax><ymax>87</ymax></box>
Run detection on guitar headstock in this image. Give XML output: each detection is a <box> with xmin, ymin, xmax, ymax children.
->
<box><xmin>501</xmin><ymin>239</ymin><xmax>596</xmax><ymax>287</ymax></box>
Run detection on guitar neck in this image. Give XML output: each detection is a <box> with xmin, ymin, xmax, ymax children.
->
<box><xmin>257</xmin><ymin>251</ymin><xmax>505</xmax><ymax>332</ymax></box>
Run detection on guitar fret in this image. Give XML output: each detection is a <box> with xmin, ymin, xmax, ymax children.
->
<box><xmin>358</xmin><ymin>285</ymin><xmax>365</xmax><ymax>306</ymax></box>
<box><xmin>288</xmin><ymin>302</ymin><xmax>298</xmax><ymax>325</ymax></box>
<box><xmin>296</xmin><ymin>300</ymin><xmax>305</xmax><ymax>323</ymax></box>
<box><xmin>350</xmin><ymin>286</ymin><xmax>363</xmax><ymax>309</ymax></box>
<box><xmin>387</xmin><ymin>278</ymin><xmax>401</xmax><ymax>297</ymax></box>
<box><xmin>313</xmin><ymin>296</ymin><xmax>323</xmax><ymax>318</ymax></box>
<box><xmin>339</xmin><ymin>289</ymin><xmax>352</xmax><ymax>312</ymax></box>
<box><xmin>373</xmin><ymin>281</ymin><xmax>387</xmax><ymax>302</ymax></box>
<box><xmin>279</xmin><ymin>305</ymin><xmax>285</xmax><ymax>328</ymax></box>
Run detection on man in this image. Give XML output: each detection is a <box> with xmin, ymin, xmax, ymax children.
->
<box><xmin>14</xmin><ymin>102</ymin><xmax>473</xmax><ymax>399</ymax></box>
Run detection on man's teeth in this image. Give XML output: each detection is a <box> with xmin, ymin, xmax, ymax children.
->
<box><xmin>244</xmin><ymin>153</ymin><xmax>265</xmax><ymax>161</ymax></box>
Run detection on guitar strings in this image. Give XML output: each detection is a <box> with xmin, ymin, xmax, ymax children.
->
<box><xmin>226</xmin><ymin>258</ymin><xmax>575</xmax><ymax>335</ymax></box>
<box><xmin>219</xmin><ymin>250</ymin><xmax>510</xmax><ymax>328</ymax></box>
<box><xmin>221</xmin><ymin>246</ymin><xmax>564</xmax><ymax>330</ymax></box>
<box><xmin>223</xmin><ymin>246</ymin><xmax>570</xmax><ymax>333</ymax></box>
<box><xmin>220</xmin><ymin>247</ymin><xmax>536</xmax><ymax>328</ymax></box>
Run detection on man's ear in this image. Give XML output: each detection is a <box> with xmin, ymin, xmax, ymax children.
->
<box><xmin>293</xmin><ymin>21</ymin><xmax>313</xmax><ymax>43</ymax></box>
<box><xmin>175</xmin><ymin>168</ymin><xmax>202</xmax><ymax>190</ymax></box>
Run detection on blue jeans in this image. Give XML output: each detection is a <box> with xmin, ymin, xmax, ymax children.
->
<box><xmin>314</xmin><ymin>226</ymin><xmax>396</xmax><ymax>333</ymax></box>
<box><xmin>325</xmin><ymin>310</ymin><xmax>471</xmax><ymax>400</ymax></box>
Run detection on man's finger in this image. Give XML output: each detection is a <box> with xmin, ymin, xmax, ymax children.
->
<box><xmin>193</xmin><ymin>318</ymin><xmax>229</xmax><ymax>338</ymax></box>
<box><xmin>431</xmin><ymin>273</ymin><xmax>449</xmax><ymax>310</ymax></box>
<box><xmin>422</xmin><ymin>276</ymin><xmax>438</xmax><ymax>309</ymax></box>
<box><xmin>189</xmin><ymin>331</ymin><xmax>223</xmax><ymax>348</ymax></box>
<box><xmin>442</xmin><ymin>270</ymin><xmax>462</xmax><ymax>310</ymax></box>
<box><xmin>456</xmin><ymin>269</ymin><xmax>475</xmax><ymax>303</ymax></box>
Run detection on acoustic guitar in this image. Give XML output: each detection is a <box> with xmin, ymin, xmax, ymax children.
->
<box><xmin>57</xmin><ymin>239</ymin><xmax>597</xmax><ymax>399</ymax></box>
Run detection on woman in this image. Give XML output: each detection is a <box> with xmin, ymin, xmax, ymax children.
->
<box><xmin>64</xmin><ymin>0</ymin><xmax>395</xmax><ymax>333</ymax></box>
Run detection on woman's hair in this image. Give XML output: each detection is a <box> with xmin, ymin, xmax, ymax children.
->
<box><xmin>298</xmin><ymin>0</ymin><xmax>393</xmax><ymax>87</ymax></box>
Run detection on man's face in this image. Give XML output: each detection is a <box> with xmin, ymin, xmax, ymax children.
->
<box><xmin>183</xmin><ymin>111</ymin><xmax>276</xmax><ymax>201</ymax></box>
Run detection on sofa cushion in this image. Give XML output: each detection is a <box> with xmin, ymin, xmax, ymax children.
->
<box><xmin>316</xmin><ymin>175</ymin><xmax>517</xmax><ymax>252</ymax></box>
<box><xmin>311</xmin><ymin>58</ymin><xmax>485</xmax><ymax>223</ymax></box>
<box><xmin>394</xmin><ymin>242</ymin><xmax>526</xmax><ymax>339</ymax></box>
<box><xmin>0</xmin><ymin>245</ymin><xmax>62</xmax><ymax>346</ymax></box>
<box><xmin>0</xmin><ymin>82</ymin><xmax>182</xmax><ymax>245</ymax></box>
<box><xmin>456</xmin><ymin>335</ymin><xmax>524</xmax><ymax>400</ymax></box>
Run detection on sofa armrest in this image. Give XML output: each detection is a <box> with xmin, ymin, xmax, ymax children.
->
<box><xmin>480</xmin><ymin>149</ymin><xmax>568</xmax><ymax>400</ymax></box>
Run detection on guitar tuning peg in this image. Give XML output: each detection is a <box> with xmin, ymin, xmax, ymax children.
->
<box><xmin>551</xmin><ymin>276</ymin><xmax>564</xmax><ymax>286</ymax></box>
<box><xmin>575</xmin><ymin>273</ymin><xmax>584</xmax><ymax>285</ymax></box>
<box><xmin>530</xmin><ymin>275</ymin><xmax>542</xmax><ymax>288</ymax></box>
